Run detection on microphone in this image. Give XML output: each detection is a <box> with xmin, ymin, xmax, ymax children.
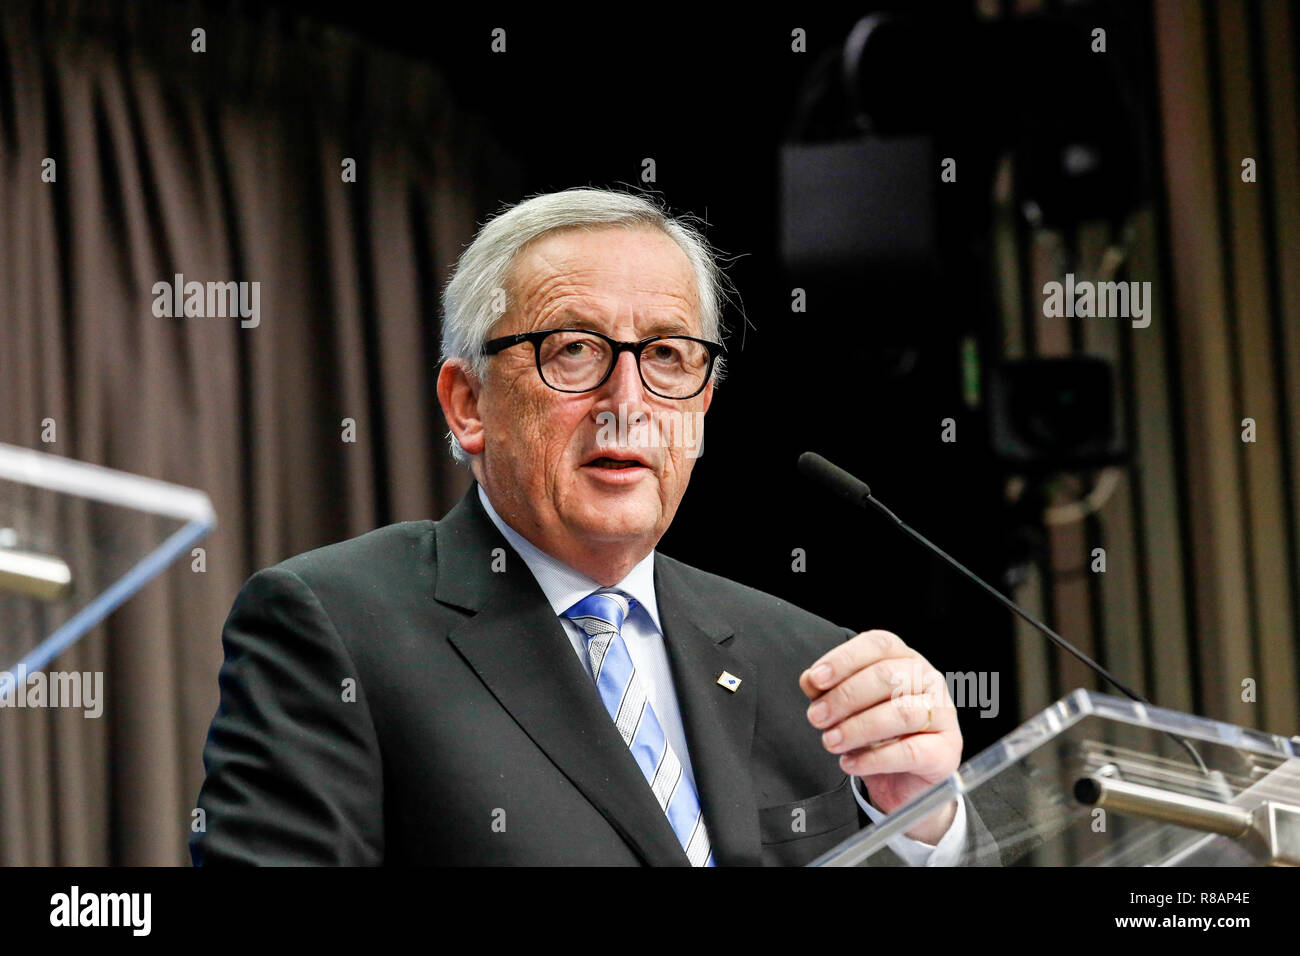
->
<box><xmin>797</xmin><ymin>451</ymin><xmax>1212</xmax><ymax>775</ymax></box>
<box><xmin>798</xmin><ymin>450</ymin><xmax>1143</xmax><ymax>702</ymax></box>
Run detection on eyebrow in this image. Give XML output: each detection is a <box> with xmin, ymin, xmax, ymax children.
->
<box><xmin>544</xmin><ymin>311</ymin><xmax>695</xmax><ymax>337</ymax></box>
<box><xmin>543</xmin><ymin>310</ymin><xmax>602</xmax><ymax>331</ymax></box>
<box><xmin>642</xmin><ymin>319</ymin><xmax>694</xmax><ymax>336</ymax></box>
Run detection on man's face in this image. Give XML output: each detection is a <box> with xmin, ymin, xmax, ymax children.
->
<box><xmin>457</xmin><ymin>225</ymin><xmax>713</xmax><ymax>571</ymax></box>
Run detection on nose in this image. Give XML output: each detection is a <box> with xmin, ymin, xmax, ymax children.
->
<box><xmin>592</xmin><ymin>349</ymin><xmax>652</xmax><ymax>418</ymax></box>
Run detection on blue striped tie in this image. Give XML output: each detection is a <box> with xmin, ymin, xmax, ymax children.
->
<box><xmin>564</xmin><ymin>588</ymin><xmax>715</xmax><ymax>866</ymax></box>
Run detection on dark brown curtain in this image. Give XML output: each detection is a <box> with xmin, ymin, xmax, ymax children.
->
<box><xmin>0</xmin><ymin>0</ymin><xmax>518</xmax><ymax>863</ymax></box>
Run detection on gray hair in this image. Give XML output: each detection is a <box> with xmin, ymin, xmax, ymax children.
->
<box><xmin>439</xmin><ymin>187</ymin><xmax>731</xmax><ymax>463</ymax></box>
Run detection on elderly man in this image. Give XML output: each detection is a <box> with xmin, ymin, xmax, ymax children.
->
<box><xmin>192</xmin><ymin>187</ymin><xmax>994</xmax><ymax>866</ymax></box>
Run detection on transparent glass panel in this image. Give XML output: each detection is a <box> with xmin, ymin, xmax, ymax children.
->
<box><xmin>812</xmin><ymin>689</ymin><xmax>1300</xmax><ymax>866</ymax></box>
<box><xmin>0</xmin><ymin>444</ymin><xmax>215</xmax><ymax>694</ymax></box>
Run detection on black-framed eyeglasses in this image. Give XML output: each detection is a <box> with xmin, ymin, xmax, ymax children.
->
<box><xmin>482</xmin><ymin>327</ymin><xmax>724</xmax><ymax>400</ymax></box>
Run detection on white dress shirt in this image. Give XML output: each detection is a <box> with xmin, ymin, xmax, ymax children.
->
<box><xmin>476</xmin><ymin>484</ymin><xmax>965</xmax><ymax>865</ymax></box>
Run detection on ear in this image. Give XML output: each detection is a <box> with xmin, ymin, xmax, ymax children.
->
<box><xmin>437</xmin><ymin>359</ymin><xmax>486</xmax><ymax>456</ymax></box>
<box><xmin>701</xmin><ymin>380</ymin><xmax>714</xmax><ymax>413</ymax></box>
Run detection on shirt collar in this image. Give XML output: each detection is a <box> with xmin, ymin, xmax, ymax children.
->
<box><xmin>476</xmin><ymin>484</ymin><xmax>662</xmax><ymax>633</ymax></box>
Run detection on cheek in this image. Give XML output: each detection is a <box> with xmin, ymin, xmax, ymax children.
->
<box><xmin>663</xmin><ymin>453</ymin><xmax>695</xmax><ymax>502</ymax></box>
<box><xmin>505</xmin><ymin>391</ymin><xmax>590</xmax><ymax>481</ymax></box>
<box><xmin>662</xmin><ymin>407</ymin><xmax>706</xmax><ymax>483</ymax></box>
<box><xmin>483</xmin><ymin>383</ymin><xmax>546</xmax><ymax>475</ymax></box>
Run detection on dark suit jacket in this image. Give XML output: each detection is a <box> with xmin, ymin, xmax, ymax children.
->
<box><xmin>192</xmin><ymin>483</ymin><xmax>996</xmax><ymax>865</ymax></box>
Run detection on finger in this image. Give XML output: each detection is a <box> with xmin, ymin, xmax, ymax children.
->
<box><xmin>817</xmin><ymin>693</ymin><xmax>949</xmax><ymax>754</ymax></box>
<box><xmin>838</xmin><ymin>730</ymin><xmax>956</xmax><ymax>778</ymax></box>
<box><xmin>806</xmin><ymin>657</ymin><xmax>945</xmax><ymax>730</ymax></box>
<box><xmin>799</xmin><ymin>629</ymin><xmax>912</xmax><ymax>698</ymax></box>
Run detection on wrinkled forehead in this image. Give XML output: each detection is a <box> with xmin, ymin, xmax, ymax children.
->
<box><xmin>505</xmin><ymin>225</ymin><xmax>702</xmax><ymax>333</ymax></box>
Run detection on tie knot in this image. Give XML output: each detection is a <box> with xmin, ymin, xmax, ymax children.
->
<box><xmin>563</xmin><ymin>587</ymin><xmax>635</xmax><ymax>636</ymax></box>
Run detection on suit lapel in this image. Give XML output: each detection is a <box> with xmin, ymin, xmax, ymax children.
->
<box><xmin>655</xmin><ymin>556</ymin><xmax>763</xmax><ymax>866</ymax></box>
<box><xmin>435</xmin><ymin>486</ymin><xmax>689</xmax><ymax>866</ymax></box>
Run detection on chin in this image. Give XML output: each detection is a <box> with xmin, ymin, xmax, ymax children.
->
<box><xmin>571</xmin><ymin>506</ymin><xmax>659</xmax><ymax>543</ymax></box>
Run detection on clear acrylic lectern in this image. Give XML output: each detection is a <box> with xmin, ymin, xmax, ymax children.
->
<box><xmin>811</xmin><ymin>689</ymin><xmax>1300</xmax><ymax>866</ymax></box>
<box><xmin>0</xmin><ymin>443</ymin><xmax>215</xmax><ymax>698</ymax></box>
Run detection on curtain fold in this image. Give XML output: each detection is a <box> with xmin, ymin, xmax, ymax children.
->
<box><xmin>0</xmin><ymin>0</ymin><xmax>516</xmax><ymax>864</ymax></box>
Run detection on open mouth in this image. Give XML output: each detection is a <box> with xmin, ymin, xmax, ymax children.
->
<box><xmin>584</xmin><ymin>455</ymin><xmax>650</xmax><ymax>470</ymax></box>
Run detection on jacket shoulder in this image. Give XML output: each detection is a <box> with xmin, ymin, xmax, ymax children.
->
<box><xmin>269</xmin><ymin>520</ymin><xmax>438</xmax><ymax>590</ymax></box>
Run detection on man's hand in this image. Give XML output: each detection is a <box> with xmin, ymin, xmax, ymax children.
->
<box><xmin>800</xmin><ymin>629</ymin><xmax>961</xmax><ymax>845</ymax></box>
